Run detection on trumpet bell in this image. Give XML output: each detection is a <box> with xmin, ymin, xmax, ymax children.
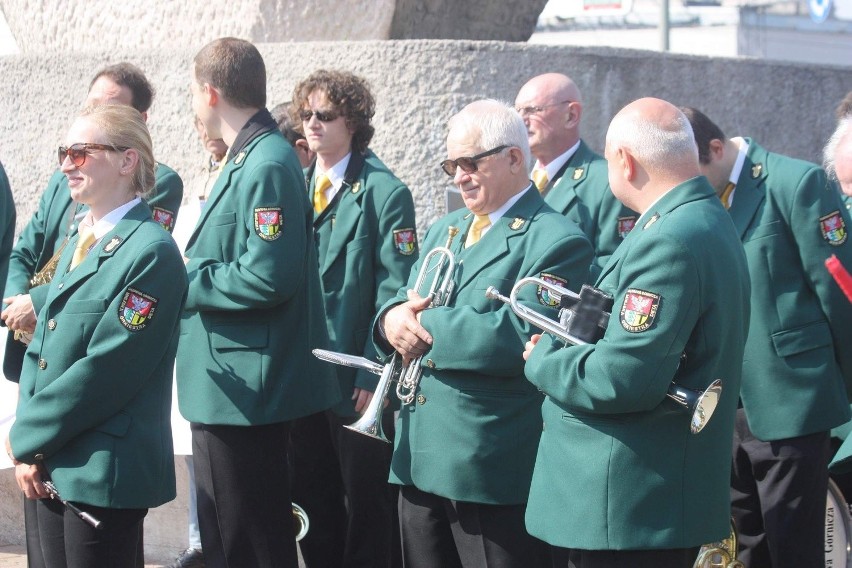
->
<box><xmin>344</xmin><ymin>411</ymin><xmax>391</xmax><ymax>444</ymax></box>
<box><xmin>293</xmin><ymin>502</ymin><xmax>310</xmax><ymax>542</ymax></box>
<box><xmin>667</xmin><ymin>379</ymin><xmax>722</xmax><ymax>434</ymax></box>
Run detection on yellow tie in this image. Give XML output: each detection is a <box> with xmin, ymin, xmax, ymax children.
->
<box><xmin>465</xmin><ymin>215</ymin><xmax>491</xmax><ymax>248</ymax></box>
<box><xmin>70</xmin><ymin>225</ymin><xmax>96</xmax><ymax>270</ymax></box>
<box><xmin>720</xmin><ymin>182</ymin><xmax>736</xmax><ymax>210</ymax></box>
<box><xmin>532</xmin><ymin>169</ymin><xmax>549</xmax><ymax>193</ymax></box>
<box><xmin>314</xmin><ymin>174</ymin><xmax>332</xmax><ymax>214</ymax></box>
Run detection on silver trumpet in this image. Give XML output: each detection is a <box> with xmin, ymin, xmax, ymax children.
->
<box><xmin>312</xmin><ymin>348</ymin><xmax>398</xmax><ymax>444</ymax></box>
<box><xmin>293</xmin><ymin>502</ymin><xmax>309</xmax><ymax>542</ymax></box>
<box><xmin>395</xmin><ymin>226</ymin><xmax>460</xmax><ymax>406</ymax></box>
<box><xmin>486</xmin><ymin>277</ymin><xmax>722</xmax><ymax>434</ymax></box>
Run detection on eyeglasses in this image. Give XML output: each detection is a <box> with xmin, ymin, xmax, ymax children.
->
<box><xmin>298</xmin><ymin>109</ymin><xmax>341</xmax><ymax>123</ymax></box>
<box><xmin>514</xmin><ymin>100</ymin><xmax>573</xmax><ymax>117</ymax></box>
<box><xmin>441</xmin><ymin>145</ymin><xmax>509</xmax><ymax>177</ymax></box>
<box><xmin>58</xmin><ymin>143</ymin><xmax>129</xmax><ymax>167</ymax></box>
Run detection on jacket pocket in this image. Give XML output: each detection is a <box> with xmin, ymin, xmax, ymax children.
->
<box><xmin>208</xmin><ymin>212</ymin><xmax>236</xmax><ymax>227</ymax></box>
<box><xmin>771</xmin><ymin>321</ymin><xmax>832</xmax><ymax>357</ymax></box>
<box><xmin>64</xmin><ymin>299</ymin><xmax>109</xmax><ymax>314</ymax></box>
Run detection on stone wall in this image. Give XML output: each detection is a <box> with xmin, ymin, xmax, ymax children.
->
<box><xmin>0</xmin><ymin>41</ymin><xmax>849</xmax><ymax>238</ymax></box>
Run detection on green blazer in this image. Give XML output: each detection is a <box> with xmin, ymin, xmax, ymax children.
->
<box><xmin>733</xmin><ymin>140</ymin><xmax>852</xmax><ymax>441</ymax></box>
<box><xmin>0</xmin><ymin>162</ymin><xmax>15</xmax><ymax>298</ymax></box>
<box><xmin>541</xmin><ymin>140</ymin><xmax>637</xmax><ymax>282</ymax></box>
<box><xmin>374</xmin><ymin>188</ymin><xmax>594</xmax><ymax>504</ymax></box>
<box><xmin>177</xmin><ymin>129</ymin><xmax>341</xmax><ymax>426</ymax></box>
<box><xmin>524</xmin><ymin>178</ymin><xmax>750</xmax><ymax>549</ymax></box>
<box><xmin>3</xmin><ymin>164</ymin><xmax>184</xmax><ymax>382</ymax></box>
<box><xmin>308</xmin><ymin>150</ymin><xmax>418</xmax><ymax>417</ymax></box>
<box><xmin>10</xmin><ymin>202</ymin><xmax>186</xmax><ymax>508</ymax></box>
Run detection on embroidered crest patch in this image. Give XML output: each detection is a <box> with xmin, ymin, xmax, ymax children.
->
<box><xmin>537</xmin><ymin>273</ymin><xmax>568</xmax><ymax>307</ymax></box>
<box><xmin>620</xmin><ymin>289</ymin><xmax>660</xmax><ymax>332</ymax></box>
<box><xmin>617</xmin><ymin>216</ymin><xmax>637</xmax><ymax>239</ymax></box>
<box><xmin>509</xmin><ymin>217</ymin><xmax>526</xmax><ymax>230</ymax></box>
<box><xmin>254</xmin><ymin>207</ymin><xmax>283</xmax><ymax>241</ymax></box>
<box><xmin>821</xmin><ymin>211</ymin><xmax>848</xmax><ymax>245</ymax></box>
<box><xmin>393</xmin><ymin>228</ymin><xmax>417</xmax><ymax>255</ymax></box>
<box><xmin>119</xmin><ymin>288</ymin><xmax>158</xmax><ymax>331</ymax></box>
<box><xmin>152</xmin><ymin>207</ymin><xmax>175</xmax><ymax>232</ymax></box>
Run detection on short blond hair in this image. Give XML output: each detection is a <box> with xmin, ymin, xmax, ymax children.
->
<box><xmin>79</xmin><ymin>104</ymin><xmax>155</xmax><ymax>198</ymax></box>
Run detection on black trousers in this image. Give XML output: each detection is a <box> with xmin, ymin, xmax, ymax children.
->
<box><xmin>731</xmin><ymin>408</ymin><xmax>830</xmax><ymax>567</ymax></box>
<box><xmin>398</xmin><ymin>484</ymin><xmax>549</xmax><ymax>568</ymax></box>
<box><xmin>192</xmin><ymin>421</ymin><xmax>298</xmax><ymax>568</ymax></box>
<box><xmin>24</xmin><ymin>496</ymin><xmax>46</xmax><ymax>568</ymax></box>
<box><xmin>290</xmin><ymin>409</ymin><xmax>401</xmax><ymax>568</ymax></box>
<box><xmin>550</xmin><ymin>547</ymin><xmax>699</xmax><ymax>568</ymax></box>
<box><xmin>36</xmin><ymin>495</ymin><xmax>146</xmax><ymax>568</ymax></box>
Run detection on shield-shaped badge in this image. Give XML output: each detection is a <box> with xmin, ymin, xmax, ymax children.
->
<box><xmin>254</xmin><ymin>207</ymin><xmax>283</xmax><ymax>241</ymax></box>
<box><xmin>820</xmin><ymin>210</ymin><xmax>848</xmax><ymax>246</ymax></box>
<box><xmin>618</xmin><ymin>216</ymin><xmax>637</xmax><ymax>239</ymax></box>
<box><xmin>152</xmin><ymin>207</ymin><xmax>175</xmax><ymax>232</ymax></box>
<box><xmin>118</xmin><ymin>288</ymin><xmax>158</xmax><ymax>331</ymax></box>
<box><xmin>393</xmin><ymin>228</ymin><xmax>417</xmax><ymax>255</ymax></box>
<box><xmin>537</xmin><ymin>273</ymin><xmax>568</xmax><ymax>307</ymax></box>
<box><xmin>620</xmin><ymin>289</ymin><xmax>660</xmax><ymax>332</ymax></box>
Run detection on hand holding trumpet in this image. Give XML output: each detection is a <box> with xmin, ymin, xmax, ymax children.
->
<box><xmin>381</xmin><ymin>290</ymin><xmax>433</xmax><ymax>364</ymax></box>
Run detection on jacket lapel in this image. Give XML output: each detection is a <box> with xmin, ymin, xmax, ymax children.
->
<box><xmin>318</xmin><ymin>153</ymin><xmax>368</xmax><ymax>274</ymax></box>
<box><xmin>729</xmin><ymin>139</ymin><xmax>768</xmax><ymax>240</ymax></box>
<box><xmin>543</xmin><ymin>140</ymin><xmax>596</xmax><ymax>214</ymax></box>
<box><xmin>454</xmin><ymin>189</ymin><xmax>543</xmax><ymax>291</ymax></box>
<box><xmin>48</xmin><ymin>202</ymin><xmax>150</xmax><ymax>304</ymax></box>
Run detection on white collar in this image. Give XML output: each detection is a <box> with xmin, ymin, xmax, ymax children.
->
<box><xmin>533</xmin><ymin>140</ymin><xmax>581</xmax><ymax>180</ymax></box>
<box><xmin>81</xmin><ymin>197</ymin><xmax>142</xmax><ymax>241</ymax></box>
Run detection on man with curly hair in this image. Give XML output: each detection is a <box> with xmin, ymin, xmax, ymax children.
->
<box><xmin>289</xmin><ymin>69</ymin><xmax>418</xmax><ymax>568</ymax></box>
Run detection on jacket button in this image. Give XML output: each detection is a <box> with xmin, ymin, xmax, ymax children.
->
<box><xmin>34</xmin><ymin>454</ymin><xmax>43</xmax><ymax>461</ymax></box>
<box><xmin>38</xmin><ymin>359</ymin><xmax>47</xmax><ymax>370</ymax></box>
<box><xmin>47</xmin><ymin>319</ymin><xmax>56</xmax><ymax>331</ymax></box>
<box><xmin>426</xmin><ymin>359</ymin><xmax>435</xmax><ymax>368</ymax></box>
<box><xmin>417</xmin><ymin>394</ymin><xmax>426</xmax><ymax>405</ymax></box>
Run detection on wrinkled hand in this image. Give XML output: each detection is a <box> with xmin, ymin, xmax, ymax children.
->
<box><xmin>523</xmin><ymin>334</ymin><xmax>542</xmax><ymax>361</ymax></box>
<box><xmin>382</xmin><ymin>290</ymin><xmax>433</xmax><ymax>364</ymax></box>
<box><xmin>2</xmin><ymin>294</ymin><xmax>36</xmax><ymax>333</ymax></box>
<box><xmin>352</xmin><ymin>387</ymin><xmax>390</xmax><ymax>414</ymax></box>
<box><xmin>15</xmin><ymin>462</ymin><xmax>48</xmax><ymax>500</ymax></box>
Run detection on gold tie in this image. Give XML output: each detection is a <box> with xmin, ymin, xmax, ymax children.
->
<box><xmin>314</xmin><ymin>174</ymin><xmax>332</xmax><ymax>214</ymax></box>
<box><xmin>720</xmin><ymin>182</ymin><xmax>736</xmax><ymax>210</ymax></box>
<box><xmin>532</xmin><ymin>169</ymin><xmax>549</xmax><ymax>193</ymax></box>
<box><xmin>70</xmin><ymin>225</ymin><xmax>96</xmax><ymax>270</ymax></box>
<box><xmin>465</xmin><ymin>215</ymin><xmax>491</xmax><ymax>248</ymax></box>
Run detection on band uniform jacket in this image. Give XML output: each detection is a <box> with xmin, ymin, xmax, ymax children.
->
<box><xmin>524</xmin><ymin>178</ymin><xmax>750</xmax><ymax>549</ymax></box>
<box><xmin>9</xmin><ymin>202</ymin><xmax>187</xmax><ymax>508</ymax></box>
<box><xmin>374</xmin><ymin>188</ymin><xmax>594</xmax><ymax>504</ymax></box>
<box><xmin>733</xmin><ymin>139</ymin><xmax>852</xmax><ymax>441</ymax></box>
<box><xmin>3</xmin><ymin>164</ymin><xmax>184</xmax><ymax>381</ymax></box>
<box><xmin>540</xmin><ymin>140</ymin><xmax>637</xmax><ymax>282</ymax></box>
<box><xmin>0</xmin><ymin>162</ymin><xmax>15</xmax><ymax>297</ymax></box>
<box><xmin>308</xmin><ymin>150</ymin><xmax>418</xmax><ymax>417</ymax></box>
<box><xmin>177</xmin><ymin>129</ymin><xmax>341</xmax><ymax>426</ymax></box>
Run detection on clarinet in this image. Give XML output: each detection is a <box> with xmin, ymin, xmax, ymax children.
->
<box><xmin>42</xmin><ymin>481</ymin><xmax>102</xmax><ymax>529</ymax></box>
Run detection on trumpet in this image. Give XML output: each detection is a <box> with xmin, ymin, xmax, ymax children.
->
<box><xmin>693</xmin><ymin>519</ymin><xmax>743</xmax><ymax>568</ymax></box>
<box><xmin>293</xmin><ymin>502</ymin><xmax>309</xmax><ymax>542</ymax></box>
<box><xmin>486</xmin><ymin>277</ymin><xmax>722</xmax><ymax>434</ymax></box>
<box><xmin>312</xmin><ymin>348</ymin><xmax>397</xmax><ymax>443</ymax></box>
<box><xmin>395</xmin><ymin>227</ymin><xmax>460</xmax><ymax>405</ymax></box>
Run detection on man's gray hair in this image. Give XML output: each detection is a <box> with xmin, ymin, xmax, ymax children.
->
<box><xmin>448</xmin><ymin>99</ymin><xmax>532</xmax><ymax>172</ymax></box>
<box><xmin>824</xmin><ymin>117</ymin><xmax>852</xmax><ymax>181</ymax></box>
<box><xmin>607</xmin><ymin>108</ymin><xmax>698</xmax><ymax>170</ymax></box>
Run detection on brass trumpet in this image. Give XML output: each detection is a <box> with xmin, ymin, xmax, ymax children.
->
<box><xmin>486</xmin><ymin>276</ymin><xmax>722</xmax><ymax>434</ymax></box>
<box><xmin>396</xmin><ymin>227</ymin><xmax>460</xmax><ymax>405</ymax></box>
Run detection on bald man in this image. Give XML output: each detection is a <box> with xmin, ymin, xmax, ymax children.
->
<box><xmin>523</xmin><ymin>98</ymin><xmax>750</xmax><ymax>568</ymax></box>
<box><xmin>515</xmin><ymin>73</ymin><xmax>637</xmax><ymax>281</ymax></box>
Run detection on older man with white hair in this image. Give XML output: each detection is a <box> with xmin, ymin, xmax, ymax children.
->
<box><xmin>374</xmin><ymin>99</ymin><xmax>593</xmax><ymax>568</ymax></box>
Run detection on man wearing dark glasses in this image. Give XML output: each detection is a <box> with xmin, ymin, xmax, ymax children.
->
<box><xmin>373</xmin><ymin>99</ymin><xmax>593</xmax><ymax>568</ymax></box>
<box><xmin>515</xmin><ymin>73</ymin><xmax>637</xmax><ymax>282</ymax></box>
<box><xmin>288</xmin><ymin>69</ymin><xmax>417</xmax><ymax>568</ymax></box>
<box><xmin>1</xmin><ymin>62</ymin><xmax>183</xmax><ymax>568</ymax></box>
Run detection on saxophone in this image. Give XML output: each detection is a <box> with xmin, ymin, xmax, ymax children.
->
<box><xmin>13</xmin><ymin>241</ymin><xmax>67</xmax><ymax>344</ymax></box>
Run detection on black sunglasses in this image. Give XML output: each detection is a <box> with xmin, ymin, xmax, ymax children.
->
<box><xmin>58</xmin><ymin>143</ymin><xmax>129</xmax><ymax>167</ymax></box>
<box><xmin>441</xmin><ymin>145</ymin><xmax>508</xmax><ymax>177</ymax></box>
<box><xmin>299</xmin><ymin>109</ymin><xmax>341</xmax><ymax>123</ymax></box>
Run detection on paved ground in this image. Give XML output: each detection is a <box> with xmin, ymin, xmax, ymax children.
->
<box><xmin>0</xmin><ymin>542</ymin><xmax>167</xmax><ymax>568</ymax></box>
